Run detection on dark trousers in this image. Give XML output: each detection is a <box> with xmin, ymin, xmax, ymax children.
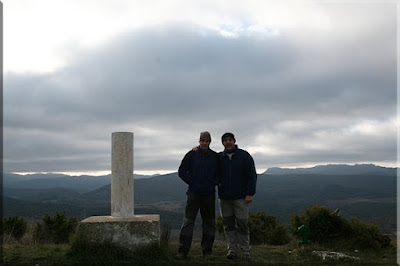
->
<box><xmin>178</xmin><ymin>192</ymin><xmax>216</xmax><ymax>255</ymax></box>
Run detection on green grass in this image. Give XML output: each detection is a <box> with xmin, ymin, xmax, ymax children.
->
<box><xmin>3</xmin><ymin>244</ymin><xmax>70</xmax><ymax>265</ymax></box>
<box><xmin>3</xmin><ymin>240</ymin><xmax>398</xmax><ymax>265</ymax></box>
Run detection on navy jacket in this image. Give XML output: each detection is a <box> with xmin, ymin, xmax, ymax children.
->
<box><xmin>218</xmin><ymin>145</ymin><xmax>257</xmax><ymax>200</ymax></box>
<box><xmin>178</xmin><ymin>147</ymin><xmax>218</xmax><ymax>196</ymax></box>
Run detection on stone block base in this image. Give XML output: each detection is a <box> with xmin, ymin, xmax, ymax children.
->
<box><xmin>79</xmin><ymin>215</ymin><xmax>160</xmax><ymax>250</ymax></box>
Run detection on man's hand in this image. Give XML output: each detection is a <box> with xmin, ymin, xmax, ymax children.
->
<box><xmin>192</xmin><ymin>146</ymin><xmax>198</xmax><ymax>151</ymax></box>
<box><xmin>245</xmin><ymin>195</ymin><xmax>253</xmax><ymax>204</ymax></box>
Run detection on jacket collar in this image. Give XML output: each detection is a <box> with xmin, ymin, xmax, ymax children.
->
<box><xmin>197</xmin><ymin>145</ymin><xmax>213</xmax><ymax>154</ymax></box>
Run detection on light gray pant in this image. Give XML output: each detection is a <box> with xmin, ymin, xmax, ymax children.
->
<box><xmin>219</xmin><ymin>198</ymin><xmax>250</xmax><ymax>255</ymax></box>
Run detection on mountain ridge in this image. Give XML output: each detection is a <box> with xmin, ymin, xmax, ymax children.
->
<box><xmin>4</xmin><ymin>164</ymin><xmax>397</xmax><ymax>192</ymax></box>
<box><xmin>264</xmin><ymin>163</ymin><xmax>397</xmax><ymax>175</ymax></box>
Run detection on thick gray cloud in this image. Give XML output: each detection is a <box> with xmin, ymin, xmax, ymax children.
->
<box><xmin>4</xmin><ymin>4</ymin><xmax>397</xmax><ymax>173</ymax></box>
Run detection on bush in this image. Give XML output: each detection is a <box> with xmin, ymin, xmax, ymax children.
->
<box><xmin>33</xmin><ymin>223</ymin><xmax>47</xmax><ymax>244</ymax></box>
<box><xmin>269</xmin><ymin>224</ymin><xmax>291</xmax><ymax>245</ymax></box>
<box><xmin>2</xmin><ymin>216</ymin><xmax>28</xmax><ymax>240</ymax></box>
<box><xmin>33</xmin><ymin>212</ymin><xmax>78</xmax><ymax>244</ymax></box>
<box><xmin>217</xmin><ymin>211</ymin><xmax>290</xmax><ymax>245</ymax></box>
<box><xmin>350</xmin><ymin>218</ymin><xmax>391</xmax><ymax>249</ymax></box>
<box><xmin>249</xmin><ymin>212</ymin><xmax>290</xmax><ymax>245</ymax></box>
<box><xmin>291</xmin><ymin>205</ymin><xmax>391</xmax><ymax>249</ymax></box>
<box><xmin>290</xmin><ymin>206</ymin><xmax>351</xmax><ymax>242</ymax></box>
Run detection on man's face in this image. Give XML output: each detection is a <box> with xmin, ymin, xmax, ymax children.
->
<box><xmin>222</xmin><ymin>137</ymin><xmax>235</xmax><ymax>152</ymax></box>
<box><xmin>199</xmin><ymin>139</ymin><xmax>211</xmax><ymax>150</ymax></box>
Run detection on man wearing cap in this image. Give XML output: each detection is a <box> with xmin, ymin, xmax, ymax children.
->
<box><xmin>176</xmin><ymin>131</ymin><xmax>219</xmax><ymax>259</ymax></box>
<box><xmin>219</xmin><ymin>132</ymin><xmax>257</xmax><ymax>261</ymax></box>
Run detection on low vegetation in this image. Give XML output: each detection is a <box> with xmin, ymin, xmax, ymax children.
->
<box><xmin>291</xmin><ymin>205</ymin><xmax>392</xmax><ymax>249</ymax></box>
<box><xmin>2</xmin><ymin>208</ymin><xmax>397</xmax><ymax>265</ymax></box>
<box><xmin>33</xmin><ymin>212</ymin><xmax>78</xmax><ymax>244</ymax></box>
<box><xmin>2</xmin><ymin>216</ymin><xmax>28</xmax><ymax>241</ymax></box>
<box><xmin>216</xmin><ymin>211</ymin><xmax>290</xmax><ymax>245</ymax></box>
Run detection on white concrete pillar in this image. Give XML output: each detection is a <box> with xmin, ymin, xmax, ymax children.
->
<box><xmin>111</xmin><ymin>132</ymin><xmax>134</xmax><ymax>217</ymax></box>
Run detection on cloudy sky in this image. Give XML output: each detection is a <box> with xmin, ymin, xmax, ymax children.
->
<box><xmin>3</xmin><ymin>1</ymin><xmax>398</xmax><ymax>175</ymax></box>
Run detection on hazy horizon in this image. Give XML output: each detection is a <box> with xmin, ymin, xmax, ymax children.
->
<box><xmin>9</xmin><ymin>162</ymin><xmax>398</xmax><ymax>177</ymax></box>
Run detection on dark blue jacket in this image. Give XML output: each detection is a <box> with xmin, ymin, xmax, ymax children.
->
<box><xmin>218</xmin><ymin>145</ymin><xmax>257</xmax><ymax>200</ymax></box>
<box><xmin>178</xmin><ymin>147</ymin><xmax>218</xmax><ymax>196</ymax></box>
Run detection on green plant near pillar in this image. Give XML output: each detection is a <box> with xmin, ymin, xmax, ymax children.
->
<box><xmin>298</xmin><ymin>224</ymin><xmax>311</xmax><ymax>246</ymax></box>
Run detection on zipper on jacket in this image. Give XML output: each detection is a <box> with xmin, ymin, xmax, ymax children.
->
<box><xmin>229</xmin><ymin>155</ymin><xmax>232</xmax><ymax>194</ymax></box>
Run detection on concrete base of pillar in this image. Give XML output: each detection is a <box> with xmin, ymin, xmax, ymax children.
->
<box><xmin>79</xmin><ymin>215</ymin><xmax>160</xmax><ymax>250</ymax></box>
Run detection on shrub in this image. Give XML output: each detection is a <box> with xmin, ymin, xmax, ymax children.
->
<box><xmin>350</xmin><ymin>218</ymin><xmax>391</xmax><ymax>249</ymax></box>
<box><xmin>249</xmin><ymin>212</ymin><xmax>290</xmax><ymax>245</ymax></box>
<box><xmin>291</xmin><ymin>205</ymin><xmax>391</xmax><ymax>249</ymax></box>
<box><xmin>217</xmin><ymin>212</ymin><xmax>290</xmax><ymax>245</ymax></box>
<box><xmin>290</xmin><ymin>213</ymin><xmax>302</xmax><ymax>236</ymax></box>
<box><xmin>2</xmin><ymin>216</ymin><xmax>28</xmax><ymax>240</ymax></box>
<box><xmin>34</xmin><ymin>212</ymin><xmax>78</xmax><ymax>244</ymax></box>
<box><xmin>290</xmin><ymin>206</ymin><xmax>351</xmax><ymax>242</ymax></box>
<box><xmin>33</xmin><ymin>223</ymin><xmax>47</xmax><ymax>244</ymax></box>
<box><xmin>269</xmin><ymin>224</ymin><xmax>291</xmax><ymax>245</ymax></box>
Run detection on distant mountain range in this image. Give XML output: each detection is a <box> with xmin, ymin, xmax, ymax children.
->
<box><xmin>2</xmin><ymin>164</ymin><xmax>397</xmax><ymax>233</ymax></box>
<box><xmin>3</xmin><ymin>173</ymin><xmax>149</xmax><ymax>192</ymax></box>
<box><xmin>264</xmin><ymin>164</ymin><xmax>397</xmax><ymax>175</ymax></box>
<box><xmin>4</xmin><ymin>164</ymin><xmax>396</xmax><ymax>191</ymax></box>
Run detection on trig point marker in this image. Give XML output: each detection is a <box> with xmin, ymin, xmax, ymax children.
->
<box><xmin>111</xmin><ymin>132</ymin><xmax>134</xmax><ymax>217</ymax></box>
<box><xmin>79</xmin><ymin>132</ymin><xmax>160</xmax><ymax>250</ymax></box>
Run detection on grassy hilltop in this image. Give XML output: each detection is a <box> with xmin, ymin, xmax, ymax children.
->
<box><xmin>2</xmin><ymin>208</ymin><xmax>397</xmax><ymax>265</ymax></box>
<box><xmin>3</xmin><ymin>239</ymin><xmax>397</xmax><ymax>265</ymax></box>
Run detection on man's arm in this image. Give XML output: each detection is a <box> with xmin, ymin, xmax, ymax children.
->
<box><xmin>216</xmin><ymin>154</ymin><xmax>221</xmax><ymax>187</ymax></box>
<box><xmin>178</xmin><ymin>150</ymin><xmax>193</xmax><ymax>185</ymax></box>
<box><xmin>244</xmin><ymin>153</ymin><xmax>257</xmax><ymax>203</ymax></box>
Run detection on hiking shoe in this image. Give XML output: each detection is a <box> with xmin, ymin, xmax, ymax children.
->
<box><xmin>226</xmin><ymin>253</ymin><xmax>237</xmax><ymax>260</ymax></box>
<box><xmin>175</xmin><ymin>252</ymin><xmax>188</xmax><ymax>260</ymax></box>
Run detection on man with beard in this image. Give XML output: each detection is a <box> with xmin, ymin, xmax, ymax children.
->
<box><xmin>218</xmin><ymin>132</ymin><xmax>257</xmax><ymax>261</ymax></box>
